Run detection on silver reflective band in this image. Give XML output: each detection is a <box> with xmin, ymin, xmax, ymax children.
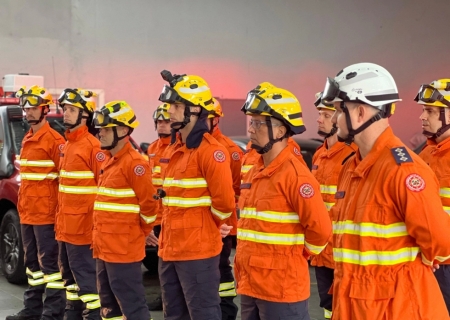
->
<box><xmin>60</xmin><ymin>170</ymin><xmax>95</xmax><ymax>179</ymax></box>
<box><xmin>19</xmin><ymin>159</ymin><xmax>55</xmax><ymax>167</ymax></box>
<box><xmin>240</xmin><ymin>208</ymin><xmax>300</xmax><ymax>223</ymax></box>
<box><xmin>97</xmin><ymin>187</ymin><xmax>136</xmax><ymax>197</ymax></box>
<box><xmin>320</xmin><ymin>185</ymin><xmax>337</xmax><ymax>194</ymax></box>
<box><xmin>333</xmin><ymin>221</ymin><xmax>408</xmax><ymax>238</ymax></box>
<box><xmin>94</xmin><ymin>201</ymin><xmax>140</xmax><ymax>213</ymax></box>
<box><xmin>333</xmin><ymin>247</ymin><xmax>420</xmax><ymax>266</ymax></box>
<box><xmin>237</xmin><ymin>229</ymin><xmax>305</xmax><ymax>245</ymax></box>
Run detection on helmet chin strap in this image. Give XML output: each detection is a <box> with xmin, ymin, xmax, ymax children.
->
<box><xmin>423</xmin><ymin>108</ymin><xmax>450</xmax><ymax>139</ymax></box>
<box><xmin>64</xmin><ymin>109</ymin><xmax>89</xmax><ymax>129</ymax></box>
<box><xmin>24</xmin><ymin>104</ymin><xmax>48</xmax><ymax>125</ymax></box>
<box><xmin>208</xmin><ymin>118</ymin><xmax>219</xmax><ymax>134</ymax></box>
<box><xmin>251</xmin><ymin>116</ymin><xmax>283</xmax><ymax>155</ymax></box>
<box><xmin>170</xmin><ymin>105</ymin><xmax>201</xmax><ymax>143</ymax></box>
<box><xmin>101</xmin><ymin>127</ymin><xmax>130</xmax><ymax>151</ymax></box>
<box><xmin>318</xmin><ymin>124</ymin><xmax>338</xmax><ymax>139</ymax></box>
<box><xmin>158</xmin><ymin>133</ymin><xmax>171</xmax><ymax>138</ymax></box>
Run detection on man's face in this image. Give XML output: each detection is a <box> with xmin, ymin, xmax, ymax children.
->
<box><xmin>156</xmin><ymin>120</ymin><xmax>171</xmax><ymax>135</ymax></box>
<box><xmin>63</xmin><ymin>104</ymin><xmax>82</xmax><ymax>126</ymax></box>
<box><xmin>206</xmin><ymin>117</ymin><xmax>219</xmax><ymax>130</ymax></box>
<box><xmin>332</xmin><ymin>102</ymin><xmax>349</xmax><ymax>140</ymax></box>
<box><xmin>98</xmin><ymin>127</ymin><xmax>114</xmax><ymax>148</ymax></box>
<box><xmin>317</xmin><ymin>108</ymin><xmax>335</xmax><ymax>134</ymax></box>
<box><xmin>419</xmin><ymin>105</ymin><xmax>444</xmax><ymax>134</ymax></box>
<box><xmin>168</xmin><ymin>103</ymin><xmax>185</xmax><ymax>129</ymax></box>
<box><xmin>23</xmin><ymin>106</ymin><xmax>44</xmax><ymax>123</ymax></box>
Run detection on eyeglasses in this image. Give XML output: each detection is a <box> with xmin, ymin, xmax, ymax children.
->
<box><xmin>249</xmin><ymin>119</ymin><xmax>282</xmax><ymax>130</ymax></box>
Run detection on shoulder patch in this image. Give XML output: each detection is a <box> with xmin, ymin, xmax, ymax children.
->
<box><xmin>58</xmin><ymin>144</ymin><xmax>65</xmax><ymax>152</ymax></box>
<box><xmin>405</xmin><ymin>173</ymin><xmax>426</xmax><ymax>192</ymax></box>
<box><xmin>213</xmin><ymin>150</ymin><xmax>226</xmax><ymax>163</ymax></box>
<box><xmin>231</xmin><ymin>151</ymin><xmax>241</xmax><ymax>161</ymax></box>
<box><xmin>299</xmin><ymin>183</ymin><xmax>315</xmax><ymax>198</ymax></box>
<box><xmin>134</xmin><ymin>164</ymin><xmax>146</xmax><ymax>176</ymax></box>
<box><xmin>293</xmin><ymin>147</ymin><xmax>301</xmax><ymax>156</ymax></box>
<box><xmin>391</xmin><ymin>147</ymin><xmax>413</xmax><ymax>165</ymax></box>
<box><xmin>95</xmin><ymin>151</ymin><xmax>106</xmax><ymax>162</ymax></box>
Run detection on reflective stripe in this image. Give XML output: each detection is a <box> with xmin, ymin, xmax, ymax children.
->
<box><xmin>28</xmin><ymin>278</ymin><xmax>45</xmax><ymax>286</ymax></box>
<box><xmin>305</xmin><ymin>241</ymin><xmax>327</xmax><ymax>255</ymax></box>
<box><xmin>240</xmin><ymin>208</ymin><xmax>300</xmax><ymax>223</ymax></box>
<box><xmin>47</xmin><ymin>281</ymin><xmax>65</xmax><ymax>289</ymax></box>
<box><xmin>152</xmin><ymin>178</ymin><xmax>163</xmax><ymax>185</ymax></box>
<box><xmin>66</xmin><ymin>284</ymin><xmax>80</xmax><ymax>291</ymax></box>
<box><xmin>20</xmin><ymin>172</ymin><xmax>58</xmax><ymax>180</ymax></box>
<box><xmin>324</xmin><ymin>202</ymin><xmax>334</xmax><ymax>211</ymax></box>
<box><xmin>237</xmin><ymin>229</ymin><xmax>305</xmax><ymax>245</ymax></box>
<box><xmin>19</xmin><ymin>159</ymin><xmax>55</xmax><ymax>167</ymax></box>
<box><xmin>440</xmin><ymin>188</ymin><xmax>450</xmax><ymax>198</ymax></box>
<box><xmin>219</xmin><ymin>281</ymin><xmax>235</xmax><ymax>291</ymax></box>
<box><xmin>87</xmin><ymin>299</ymin><xmax>101</xmax><ymax>310</ymax></box>
<box><xmin>97</xmin><ymin>187</ymin><xmax>136</xmax><ymax>197</ymax></box>
<box><xmin>324</xmin><ymin>308</ymin><xmax>332</xmax><ymax>319</ymax></box>
<box><xmin>59</xmin><ymin>184</ymin><xmax>98</xmax><ymax>194</ymax></box>
<box><xmin>421</xmin><ymin>252</ymin><xmax>450</xmax><ymax>265</ymax></box>
<box><xmin>26</xmin><ymin>268</ymin><xmax>43</xmax><ymax>279</ymax></box>
<box><xmin>333</xmin><ymin>247</ymin><xmax>420</xmax><ymax>266</ymax></box>
<box><xmin>140</xmin><ymin>213</ymin><xmax>157</xmax><ymax>224</ymax></box>
<box><xmin>333</xmin><ymin>221</ymin><xmax>408</xmax><ymax>238</ymax></box>
<box><xmin>102</xmin><ymin>317</ymin><xmax>123</xmax><ymax>320</ymax></box>
<box><xmin>60</xmin><ymin>170</ymin><xmax>94</xmax><ymax>179</ymax></box>
<box><xmin>211</xmin><ymin>206</ymin><xmax>232</xmax><ymax>220</ymax></box>
<box><xmin>241</xmin><ymin>165</ymin><xmax>253</xmax><ymax>174</ymax></box>
<box><xmin>178</xmin><ymin>85</ymin><xmax>209</xmax><ymax>94</ymax></box>
<box><xmin>152</xmin><ymin>166</ymin><xmax>161</xmax><ymax>173</ymax></box>
<box><xmin>443</xmin><ymin>206</ymin><xmax>450</xmax><ymax>215</ymax></box>
<box><xmin>94</xmin><ymin>201</ymin><xmax>140</xmax><ymax>213</ymax></box>
<box><xmin>162</xmin><ymin>196</ymin><xmax>212</xmax><ymax>207</ymax></box>
<box><xmin>44</xmin><ymin>272</ymin><xmax>62</xmax><ymax>282</ymax></box>
<box><xmin>66</xmin><ymin>291</ymin><xmax>80</xmax><ymax>300</ymax></box>
<box><xmin>163</xmin><ymin>177</ymin><xmax>208</xmax><ymax>188</ymax></box>
<box><xmin>79</xmin><ymin>293</ymin><xmax>100</xmax><ymax>303</ymax></box>
<box><xmin>219</xmin><ymin>289</ymin><xmax>237</xmax><ymax>297</ymax></box>
<box><xmin>320</xmin><ymin>185</ymin><xmax>337</xmax><ymax>195</ymax></box>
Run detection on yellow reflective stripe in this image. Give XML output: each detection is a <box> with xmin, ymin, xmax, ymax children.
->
<box><xmin>443</xmin><ymin>206</ymin><xmax>450</xmax><ymax>215</ymax></box>
<box><xmin>44</xmin><ymin>272</ymin><xmax>62</xmax><ymax>282</ymax></box>
<box><xmin>20</xmin><ymin>172</ymin><xmax>58</xmax><ymax>180</ymax></box>
<box><xmin>97</xmin><ymin>187</ymin><xmax>136</xmax><ymax>197</ymax></box>
<box><xmin>60</xmin><ymin>170</ymin><xmax>94</xmax><ymax>179</ymax></box>
<box><xmin>152</xmin><ymin>178</ymin><xmax>163</xmax><ymax>186</ymax></box>
<box><xmin>87</xmin><ymin>299</ymin><xmax>101</xmax><ymax>309</ymax></box>
<box><xmin>66</xmin><ymin>284</ymin><xmax>80</xmax><ymax>291</ymax></box>
<box><xmin>19</xmin><ymin>159</ymin><xmax>55</xmax><ymax>167</ymax></box>
<box><xmin>333</xmin><ymin>247</ymin><xmax>420</xmax><ymax>266</ymax></box>
<box><xmin>94</xmin><ymin>201</ymin><xmax>140</xmax><ymax>213</ymax></box>
<box><xmin>163</xmin><ymin>177</ymin><xmax>208</xmax><ymax>188</ymax></box>
<box><xmin>237</xmin><ymin>229</ymin><xmax>305</xmax><ymax>245</ymax></box>
<box><xmin>219</xmin><ymin>281</ymin><xmax>235</xmax><ymax>291</ymax></box>
<box><xmin>59</xmin><ymin>184</ymin><xmax>98</xmax><ymax>194</ymax></box>
<box><xmin>320</xmin><ymin>185</ymin><xmax>337</xmax><ymax>195</ymax></box>
<box><xmin>305</xmin><ymin>241</ymin><xmax>327</xmax><ymax>254</ymax></box>
<box><xmin>333</xmin><ymin>221</ymin><xmax>408</xmax><ymax>238</ymax></box>
<box><xmin>26</xmin><ymin>268</ymin><xmax>44</xmax><ymax>279</ymax></box>
<box><xmin>421</xmin><ymin>252</ymin><xmax>450</xmax><ymax>266</ymax></box>
<box><xmin>219</xmin><ymin>289</ymin><xmax>237</xmax><ymax>297</ymax></box>
<box><xmin>102</xmin><ymin>317</ymin><xmax>123</xmax><ymax>320</ymax></box>
<box><xmin>240</xmin><ymin>208</ymin><xmax>299</xmax><ymax>223</ymax></box>
<box><xmin>324</xmin><ymin>309</ymin><xmax>332</xmax><ymax>319</ymax></box>
<box><xmin>440</xmin><ymin>188</ymin><xmax>450</xmax><ymax>198</ymax></box>
<box><xmin>324</xmin><ymin>202</ymin><xmax>334</xmax><ymax>211</ymax></box>
<box><xmin>140</xmin><ymin>213</ymin><xmax>157</xmax><ymax>224</ymax></box>
<box><xmin>152</xmin><ymin>166</ymin><xmax>161</xmax><ymax>173</ymax></box>
<box><xmin>162</xmin><ymin>196</ymin><xmax>212</xmax><ymax>207</ymax></box>
<box><xmin>66</xmin><ymin>291</ymin><xmax>81</xmax><ymax>300</ymax></box>
<box><xmin>211</xmin><ymin>206</ymin><xmax>232</xmax><ymax>220</ymax></box>
<box><xmin>47</xmin><ymin>281</ymin><xmax>65</xmax><ymax>289</ymax></box>
<box><xmin>79</xmin><ymin>293</ymin><xmax>100</xmax><ymax>303</ymax></box>
<box><xmin>28</xmin><ymin>278</ymin><xmax>45</xmax><ymax>286</ymax></box>
<box><xmin>241</xmin><ymin>165</ymin><xmax>253</xmax><ymax>174</ymax></box>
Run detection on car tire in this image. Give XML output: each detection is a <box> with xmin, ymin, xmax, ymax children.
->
<box><xmin>142</xmin><ymin>251</ymin><xmax>159</xmax><ymax>275</ymax></box>
<box><xmin>0</xmin><ymin>208</ymin><xmax>27</xmax><ymax>284</ymax></box>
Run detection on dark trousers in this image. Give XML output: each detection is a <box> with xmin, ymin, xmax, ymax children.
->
<box><xmin>58</xmin><ymin>241</ymin><xmax>100</xmax><ymax>320</ymax></box>
<box><xmin>159</xmin><ymin>255</ymin><xmax>221</xmax><ymax>320</ymax></box>
<box><xmin>314</xmin><ymin>266</ymin><xmax>334</xmax><ymax>318</ymax></box>
<box><xmin>96</xmin><ymin>259</ymin><xmax>150</xmax><ymax>319</ymax></box>
<box><xmin>21</xmin><ymin>224</ymin><xmax>65</xmax><ymax>320</ymax></box>
<box><xmin>219</xmin><ymin>236</ymin><xmax>238</xmax><ymax>320</ymax></box>
<box><xmin>240</xmin><ymin>295</ymin><xmax>310</xmax><ymax>320</ymax></box>
<box><xmin>435</xmin><ymin>264</ymin><xmax>450</xmax><ymax>315</ymax></box>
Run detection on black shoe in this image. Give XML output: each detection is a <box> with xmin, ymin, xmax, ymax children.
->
<box><xmin>5</xmin><ymin>310</ymin><xmax>40</xmax><ymax>320</ymax></box>
<box><xmin>147</xmin><ymin>296</ymin><xmax>163</xmax><ymax>311</ymax></box>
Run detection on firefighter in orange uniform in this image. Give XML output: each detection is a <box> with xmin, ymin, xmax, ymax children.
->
<box><xmin>8</xmin><ymin>86</ymin><xmax>65</xmax><ymax>320</ymax></box>
<box><xmin>207</xmin><ymin>98</ymin><xmax>242</xmax><ymax>320</ymax></box>
<box><xmin>320</xmin><ymin>63</ymin><xmax>450</xmax><ymax>319</ymax></box>
<box><xmin>157</xmin><ymin>70</ymin><xmax>235</xmax><ymax>320</ymax></box>
<box><xmin>145</xmin><ymin>103</ymin><xmax>172</xmax><ymax>312</ymax></box>
<box><xmin>56</xmin><ymin>88</ymin><xmax>106</xmax><ymax>319</ymax></box>
<box><xmin>92</xmin><ymin>101</ymin><xmax>157</xmax><ymax>319</ymax></box>
<box><xmin>310</xmin><ymin>92</ymin><xmax>357</xmax><ymax>319</ymax></box>
<box><xmin>416</xmin><ymin>78</ymin><xmax>450</xmax><ymax>315</ymax></box>
<box><xmin>235</xmin><ymin>84</ymin><xmax>332</xmax><ymax>320</ymax></box>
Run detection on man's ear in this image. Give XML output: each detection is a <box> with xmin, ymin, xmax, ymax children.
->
<box><xmin>276</xmin><ymin>125</ymin><xmax>287</xmax><ymax>139</ymax></box>
<box><xmin>446</xmin><ymin>108</ymin><xmax>450</xmax><ymax>125</ymax></box>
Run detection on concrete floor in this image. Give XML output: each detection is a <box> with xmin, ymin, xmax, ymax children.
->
<box><xmin>0</xmin><ymin>250</ymin><xmax>325</xmax><ymax>320</ymax></box>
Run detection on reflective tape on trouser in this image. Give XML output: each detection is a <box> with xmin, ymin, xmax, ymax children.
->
<box><xmin>324</xmin><ymin>308</ymin><xmax>332</xmax><ymax>319</ymax></box>
<box><xmin>101</xmin><ymin>317</ymin><xmax>123</xmax><ymax>320</ymax></box>
<box><xmin>28</xmin><ymin>277</ymin><xmax>45</xmax><ymax>286</ymax></box>
<box><xmin>26</xmin><ymin>267</ymin><xmax>44</xmax><ymax>279</ymax></box>
<box><xmin>47</xmin><ymin>281</ymin><xmax>65</xmax><ymax>289</ymax></box>
<box><xmin>219</xmin><ymin>281</ymin><xmax>237</xmax><ymax>297</ymax></box>
<box><xmin>86</xmin><ymin>299</ymin><xmax>101</xmax><ymax>310</ymax></box>
<box><xmin>66</xmin><ymin>291</ymin><xmax>81</xmax><ymax>301</ymax></box>
<box><xmin>44</xmin><ymin>272</ymin><xmax>62</xmax><ymax>282</ymax></box>
<box><xmin>79</xmin><ymin>293</ymin><xmax>100</xmax><ymax>303</ymax></box>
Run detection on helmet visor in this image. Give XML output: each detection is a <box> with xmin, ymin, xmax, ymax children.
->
<box><xmin>242</xmin><ymin>93</ymin><xmax>273</xmax><ymax>115</ymax></box>
<box><xmin>93</xmin><ymin>111</ymin><xmax>115</xmax><ymax>127</ymax></box>
<box><xmin>58</xmin><ymin>89</ymin><xmax>83</xmax><ymax>105</ymax></box>
<box><xmin>153</xmin><ymin>108</ymin><xmax>170</xmax><ymax>121</ymax></box>
<box><xmin>19</xmin><ymin>94</ymin><xmax>47</xmax><ymax>107</ymax></box>
<box><xmin>414</xmin><ymin>85</ymin><xmax>450</xmax><ymax>107</ymax></box>
<box><xmin>322</xmin><ymin>77</ymin><xmax>345</xmax><ymax>102</ymax></box>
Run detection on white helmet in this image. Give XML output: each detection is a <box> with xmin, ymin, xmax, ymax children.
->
<box><xmin>321</xmin><ymin>62</ymin><xmax>401</xmax><ymax>110</ymax></box>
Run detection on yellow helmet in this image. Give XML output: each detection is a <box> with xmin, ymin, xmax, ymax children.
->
<box><xmin>159</xmin><ymin>70</ymin><xmax>214</xmax><ymax>109</ymax></box>
<box><xmin>93</xmin><ymin>101</ymin><xmax>139</xmax><ymax>129</ymax></box>
<box><xmin>58</xmin><ymin>88</ymin><xmax>97</xmax><ymax>113</ymax></box>
<box><xmin>314</xmin><ymin>92</ymin><xmax>335</xmax><ymax>111</ymax></box>
<box><xmin>414</xmin><ymin>79</ymin><xmax>450</xmax><ymax>108</ymax></box>
<box><xmin>242</xmin><ymin>85</ymin><xmax>306</xmax><ymax>135</ymax></box>
<box><xmin>153</xmin><ymin>103</ymin><xmax>170</xmax><ymax>122</ymax></box>
<box><xmin>208</xmin><ymin>98</ymin><xmax>224</xmax><ymax>119</ymax></box>
<box><xmin>16</xmin><ymin>85</ymin><xmax>53</xmax><ymax>108</ymax></box>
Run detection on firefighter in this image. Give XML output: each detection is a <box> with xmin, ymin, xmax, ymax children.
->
<box><xmin>415</xmin><ymin>78</ymin><xmax>450</xmax><ymax>314</ymax></box>
<box><xmin>240</xmin><ymin>82</ymin><xmax>307</xmax><ymax>180</ymax></box>
<box><xmin>92</xmin><ymin>101</ymin><xmax>157</xmax><ymax>319</ymax></box>
<box><xmin>235</xmin><ymin>84</ymin><xmax>332</xmax><ymax>320</ymax></box>
<box><xmin>320</xmin><ymin>62</ymin><xmax>450</xmax><ymax>319</ymax></box>
<box><xmin>146</xmin><ymin>103</ymin><xmax>172</xmax><ymax>312</ymax></box>
<box><xmin>56</xmin><ymin>88</ymin><xmax>106</xmax><ymax>319</ymax></box>
<box><xmin>207</xmin><ymin>98</ymin><xmax>242</xmax><ymax>320</ymax></box>
<box><xmin>310</xmin><ymin>92</ymin><xmax>357</xmax><ymax>319</ymax></box>
<box><xmin>8</xmin><ymin>86</ymin><xmax>66</xmax><ymax>320</ymax></box>
<box><xmin>157</xmin><ymin>70</ymin><xmax>236</xmax><ymax>320</ymax></box>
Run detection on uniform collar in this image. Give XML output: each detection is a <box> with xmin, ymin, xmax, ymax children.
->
<box><xmin>25</xmin><ymin>121</ymin><xmax>51</xmax><ymax>142</ymax></box>
<box><xmin>109</xmin><ymin>141</ymin><xmax>133</xmax><ymax>160</ymax></box>
<box><xmin>212</xmin><ymin>127</ymin><xmax>222</xmax><ymax>139</ymax></box>
<box><xmin>431</xmin><ymin>136</ymin><xmax>450</xmax><ymax>153</ymax></box>
<box><xmin>159</xmin><ymin>135</ymin><xmax>172</xmax><ymax>146</ymax></box>
<box><xmin>253</xmin><ymin>145</ymin><xmax>292</xmax><ymax>178</ymax></box>
<box><xmin>321</xmin><ymin>140</ymin><xmax>354</xmax><ymax>158</ymax></box>
<box><xmin>65</xmin><ymin>126</ymin><xmax>89</xmax><ymax>142</ymax></box>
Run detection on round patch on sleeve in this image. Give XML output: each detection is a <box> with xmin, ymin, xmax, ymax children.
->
<box><xmin>405</xmin><ymin>173</ymin><xmax>425</xmax><ymax>192</ymax></box>
<box><xmin>293</xmin><ymin>147</ymin><xmax>301</xmax><ymax>156</ymax></box>
<box><xmin>58</xmin><ymin>144</ymin><xmax>65</xmax><ymax>152</ymax></box>
<box><xmin>232</xmin><ymin>151</ymin><xmax>241</xmax><ymax>161</ymax></box>
<box><xmin>96</xmin><ymin>151</ymin><xmax>106</xmax><ymax>162</ymax></box>
<box><xmin>213</xmin><ymin>150</ymin><xmax>226</xmax><ymax>163</ymax></box>
<box><xmin>299</xmin><ymin>183</ymin><xmax>315</xmax><ymax>198</ymax></box>
<box><xmin>134</xmin><ymin>165</ymin><xmax>146</xmax><ymax>176</ymax></box>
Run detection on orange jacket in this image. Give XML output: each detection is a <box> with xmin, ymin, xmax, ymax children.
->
<box><xmin>241</xmin><ymin>137</ymin><xmax>307</xmax><ymax>181</ymax></box>
<box><xmin>331</xmin><ymin>127</ymin><xmax>450</xmax><ymax>320</ymax></box>
<box><xmin>56</xmin><ymin>126</ymin><xmax>108</xmax><ymax>245</ymax></box>
<box><xmin>310</xmin><ymin>140</ymin><xmax>357</xmax><ymax>269</ymax></box>
<box><xmin>212</xmin><ymin>128</ymin><xmax>243</xmax><ymax>235</ymax></box>
<box><xmin>18</xmin><ymin>121</ymin><xmax>65</xmax><ymax>225</ymax></box>
<box><xmin>235</xmin><ymin>146</ymin><xmax>332</xmax><ymax>303</ymax></box>
<box><xmin>92</xmin><ymin>142</ymin><xmax>157</xmax><ymax>263</ymax></box>
<box><xmin>158</xmin><ymin>133</ymin><xmax>236</xmax><ymax>261</ymax></box>
<box><xmin>147</xmin><ymin>135</ymin><xmax>171</xmax><ymax>226</ymax></box>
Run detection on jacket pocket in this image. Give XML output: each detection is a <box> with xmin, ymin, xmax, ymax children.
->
<box><xmin>62</xmin><ymin>206</ymin><xmax>89</xmax><ymax>235</ymax></box>
<box><xmin>100</xmin><ymin>224</ymin><xmax>130</xmax><ymax>255</ymax></box>
<box><xmin>349</xmin><ymin>280</ymin><xmax>395</xmax><ymax>319</ymax></box>
<box><xmin>249</xmin><ymin>255</ymin><xmax>287</xmax><ymax>299</ymax></box>
<box><xmin>170</xmin><ymin>212</ymin><xmax>203</xmax><ymax>253</ymax></box>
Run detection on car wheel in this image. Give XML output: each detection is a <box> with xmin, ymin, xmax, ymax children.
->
<box><xmin>0</xmin><ymin>208</ymin><xmax>27</xmax><ymax>284</ymax></box>
<box><xmin>142</xmin><ymin>251</ymin><xmax>159</xmax><ymax>275</ymax></box>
